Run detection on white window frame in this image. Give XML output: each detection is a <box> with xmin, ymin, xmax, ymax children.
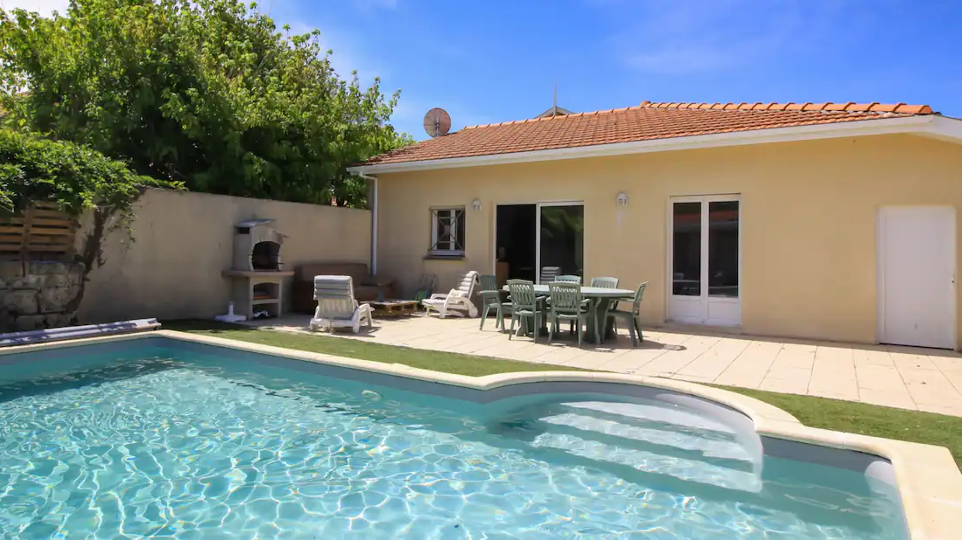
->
<box><xmin>665</xmin><ymin>193</ymin><xmax>742</xmax><ymax>326</ymax></box>
<box><xmin>429</xmin><ymin>207</ymin><xmax>466</xmax><ymax>256</ymax></box>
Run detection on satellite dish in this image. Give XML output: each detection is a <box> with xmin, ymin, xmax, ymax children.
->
<box><xmin>423</xmin><ymin>107</ymin><xmax>452</xmax><ymax>138</ymax></box>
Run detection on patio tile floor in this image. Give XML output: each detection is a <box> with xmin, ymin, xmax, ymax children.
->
<box><xmin>242</xmin><ymin>314</ymin><xmax>962</xmax><ymax>416</ymax></box>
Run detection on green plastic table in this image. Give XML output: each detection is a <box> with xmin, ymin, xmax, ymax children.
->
<box><xmin>502</xmin><ymin>285</ymin><xmax>634</xmax><ymax>343</ymax></box>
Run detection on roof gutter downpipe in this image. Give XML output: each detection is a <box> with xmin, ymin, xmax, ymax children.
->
<box><xmin>356</xmin><ymin>172</ymin><xmax>378</xmax><ymax>274</ymax></box>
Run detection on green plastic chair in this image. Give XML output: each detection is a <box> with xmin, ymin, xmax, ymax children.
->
<box><xmin>590</xmin><ymin>277</ymin><xmax>620</xmax><ymax>341</ymax></box>
<box><xmin>550</xmin><ymin>275</ymin><xmax>582</xmax><ymax>333</ymax></box>
<box><xmin>507</xmin><ymin>279</ymin><xmax>542</xmax><ymax>342</ymax></box>
<box><xmin>413</xmin><ymin>273</ymin><xmax>437</xmax><ymax>308</ymax></box>
<box><xmin>479</xmin><ymin>274</ymin><xmax>510</xmax><ymax>331</ymax></box>
<box><xmin>590</xmin><ymin>276</ymin><xmax>619</xmax><ymax>288</ymax></box>
<box><xmin>608</xmin><ymin>281</ymin><xmax>648</xmax><ymax>347</ymax></box>
<box><xmin>547</xmin><ymin>282</ymin><xmax>590</xmax><ymax>347</ymax></box>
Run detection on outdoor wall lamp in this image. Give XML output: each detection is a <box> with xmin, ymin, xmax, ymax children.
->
<box><xmin>616</xmin><ymin>192</ymin><xmax>629</xmax><ymax>207</ymax></box>
<box><xmin>471</xmin><ymin>198</ymin><xmax>482</xmax><ymax>211</ymax></box>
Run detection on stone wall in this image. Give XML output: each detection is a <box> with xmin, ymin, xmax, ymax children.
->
<box><xmin>0</xmin><ymin>260</ymin><xmax>85</xmax><ymax>332</ymax></box>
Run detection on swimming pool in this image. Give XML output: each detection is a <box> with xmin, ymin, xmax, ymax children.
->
<box><xmin>0</xmin><ymin>334</ymin><xmax>936</xmax><ymax>538</ymax></box>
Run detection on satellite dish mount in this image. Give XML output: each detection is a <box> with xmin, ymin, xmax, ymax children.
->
<box><xmin>423</xmin><ymin>107</ymin><xmax>452</xmax><ymax>138</ymax></box>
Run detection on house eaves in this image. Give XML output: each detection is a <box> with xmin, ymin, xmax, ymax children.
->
<box><xmin>350</xmin><ymin>115</ymin><xmax>962</xmax><ymax>175</ymax></box>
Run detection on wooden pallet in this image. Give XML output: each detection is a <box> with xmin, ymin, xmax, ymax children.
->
<box><xmin>0</xmin><ymin>202</ymin><xmax>77</xmax><ymax>259</ymax></box>
<box><xmin>369</xmin><ymin>300</ymin><xmax>419</xmax><ymax>318</ymax></box>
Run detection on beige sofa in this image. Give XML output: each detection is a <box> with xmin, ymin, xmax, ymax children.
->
<box><xmin>292</xmin><ymin>262</ymin><xmax>396</xmax><ymax>313</ymax></box>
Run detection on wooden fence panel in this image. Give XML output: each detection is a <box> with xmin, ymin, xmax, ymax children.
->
<box><xmin>0</xmin><ymin>202</ymin><xmax>77</xmax><ymax>259</ymax></box>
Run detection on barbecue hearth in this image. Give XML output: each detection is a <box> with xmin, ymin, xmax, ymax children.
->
<box><xmin>223</xmin><ymin>218</ymin><xmax>294</xmax><ymax>319</ymax></box>
<box><xmin>233</xmin><ymin>219</ymin><xmax>285</xmax><ymax>271</ymax></box>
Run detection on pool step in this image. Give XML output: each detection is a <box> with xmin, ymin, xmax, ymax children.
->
<box><xmin>562</xmin><ymin>401</ymin><xmax>739</xmax><ymax>438</ymax></box>
<box><xmin>539</xmin><ymin>412</ymin><xmax>755</xmax><ymax>464</ymax></box>
<box><xmin>498</xmin><ymin>400</ymin><xmax>764</xmax><ymax>493</ymax></box>
<box><xmin>529</xmin><ymin>431</ymin><xmax>763</xmax><ymax>493</ymax></box>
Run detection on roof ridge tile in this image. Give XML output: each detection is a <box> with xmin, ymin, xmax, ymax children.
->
<box><xmin>636</xmin><ymin>100</ymin><xmax>931</xmax><ymax>115</ymax></box>
<box><xmin>452</xmin><ymin>99</ymin><xmax>934</xmax><ymax>135</ymax></box>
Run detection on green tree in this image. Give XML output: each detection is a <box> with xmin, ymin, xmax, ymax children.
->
<box><xmin>0</xmin><ymin>129</ymin><xmax>180</xmax><ymax>314</ymax></box>
<box><xmin>0</xmin><ymin>0</ymin><xmax>409</xmax><ymax>207</ymax></box>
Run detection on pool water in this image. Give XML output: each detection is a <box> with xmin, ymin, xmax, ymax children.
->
<box><xmin>0</xmin><ymin>344</ymin><xmax>907</xmax><ymax>539</ymax></box>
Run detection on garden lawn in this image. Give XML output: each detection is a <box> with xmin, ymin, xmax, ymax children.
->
<box><xmin>165</xmin><ymin>320</ymin><xmax>962</xmax><ymax>469</ymax></box>
<box><xmin>163</xmin><ymin>320</ymin><xmax>581</xmax><ymax>377</ymax></box>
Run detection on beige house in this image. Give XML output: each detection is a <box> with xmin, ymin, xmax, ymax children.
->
<box><xmin>350</xmin><ymin>101</ymin><xmax>962</xmax><ymax>350</ymax></box>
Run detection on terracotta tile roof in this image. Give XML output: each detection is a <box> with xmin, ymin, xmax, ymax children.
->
<box><xmin>364</xmin><ymin>101</ymin><xmax>936</xmax><ymax>166</ymax></box>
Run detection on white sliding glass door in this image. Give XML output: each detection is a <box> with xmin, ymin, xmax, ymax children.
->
<box><xmin>669</xmin><ymin>195</ymin><xmax>741</xmax><ymax>326</ymax></box>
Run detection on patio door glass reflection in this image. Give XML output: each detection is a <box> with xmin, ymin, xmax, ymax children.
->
<box><xmin>708</xmin><ymin>201</ymin><xmax>739</xmax><ymax>298</ymax></box>
<box><xmin>672</xmin><ymin>202</ymin><xmax>701</xmax><ymax>296</ymax></box>
<box><xmin>538</xmin><ymin>204</ymin><xmax>584</xmax><ymax>280</ymax></box>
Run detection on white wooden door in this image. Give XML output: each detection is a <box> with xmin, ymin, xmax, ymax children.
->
<box><xmin>878</xmin><ymin>206</ymin><xmax>956</xmax><ymax>349</ymax></box>
<box><xmin>669</xmin><ymin>196</ymin><xmax>741</xmax><ymax>326</ymax></box>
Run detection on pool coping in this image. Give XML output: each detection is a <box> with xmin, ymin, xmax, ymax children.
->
<box><xmin>3</xmin><ymin>329</ymin><xmax>960</xmax><ymax>539</ymax></box>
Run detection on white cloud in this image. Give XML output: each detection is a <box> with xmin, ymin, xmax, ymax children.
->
<box><xmin>275</xmin><ymin>4</ymin><xmax>388</xmax><ymax>86</ymax></box>
<box><xmin>608</xmin><ymin>0</ymin><xmax>844</xmax><ymax>75</ymax></box>
<box><xmin>389</xmin><ymin>97</ymin><xmax>429</xmax><ymax>139</ymax></box>
<box><xmin>0</xmin><ymin>0</ymin><xmax>68</xmax><ymax>16</ymax></box>
<box><xmin>315</xmin><ymin>31</ymin><xmax>389</xmax><ymax>87</ymax></box>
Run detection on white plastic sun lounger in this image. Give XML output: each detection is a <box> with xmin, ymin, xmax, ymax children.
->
<box><xmin>422</xmin><ymin>270</ymin><xmax>479</xmax><ymax>318</ymax></box>
<box><xmin>309</xmin><ymin>275</ymin><xmax>373</xmax><ymax>333</ymax></box>
<box><xmin>539</xmin><ymin>266</ymin><xmax>561</xmax><ymax>283</ymax></box>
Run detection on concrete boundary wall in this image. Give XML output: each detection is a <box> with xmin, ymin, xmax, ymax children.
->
<box><xmin>79</xmin><ymin>189</ymin><xmax>371</xmax><ymax>323</ymax></box>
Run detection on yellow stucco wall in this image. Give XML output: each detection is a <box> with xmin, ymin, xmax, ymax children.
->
<box><xmin>80</xmin><ymin>188</ymin><xmax>371</xmax><ymax>323</ymax></box>
<box><xmin>375</xmin><ymin>134</ymin><xmax>962</xmax><ymax>347</ymax></box>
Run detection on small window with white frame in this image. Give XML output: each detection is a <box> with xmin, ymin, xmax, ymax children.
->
<box><xmin>429</xmin><ymin>207</ymin><xmax>466</xmax><ymax>256</ymax></box>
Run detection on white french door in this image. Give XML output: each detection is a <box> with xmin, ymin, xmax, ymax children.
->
<box><xmin>669</xmin><ymin>195</ymin><xmax>741</xmax><ymax>326</ymax></box>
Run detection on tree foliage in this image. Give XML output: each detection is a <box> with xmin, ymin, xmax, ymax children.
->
<box><xmin>0</xmin><ymin>0</ymin><xmax>410</xmax><ymax>207</ymax></box>
<box><xmin>0</xmin><ymin>129</ymin><xmax>174</xmax><ymax>219</ymax></box>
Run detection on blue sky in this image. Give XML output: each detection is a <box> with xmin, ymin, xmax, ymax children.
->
<box><xmin>274</xmin><ymin>0</ymin><xmax>962</xmax><ymax>140</ymax></box>
<box><xmin>14</xmin><ymin>0</ymin><xmax>962</xmax><ymax>141</ymax></box>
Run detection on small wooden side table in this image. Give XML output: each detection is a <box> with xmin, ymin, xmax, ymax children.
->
<box><xmin>369</xmin><ymin>299</ymin><xmax>419</xmax><ymax>318</ymax></box>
